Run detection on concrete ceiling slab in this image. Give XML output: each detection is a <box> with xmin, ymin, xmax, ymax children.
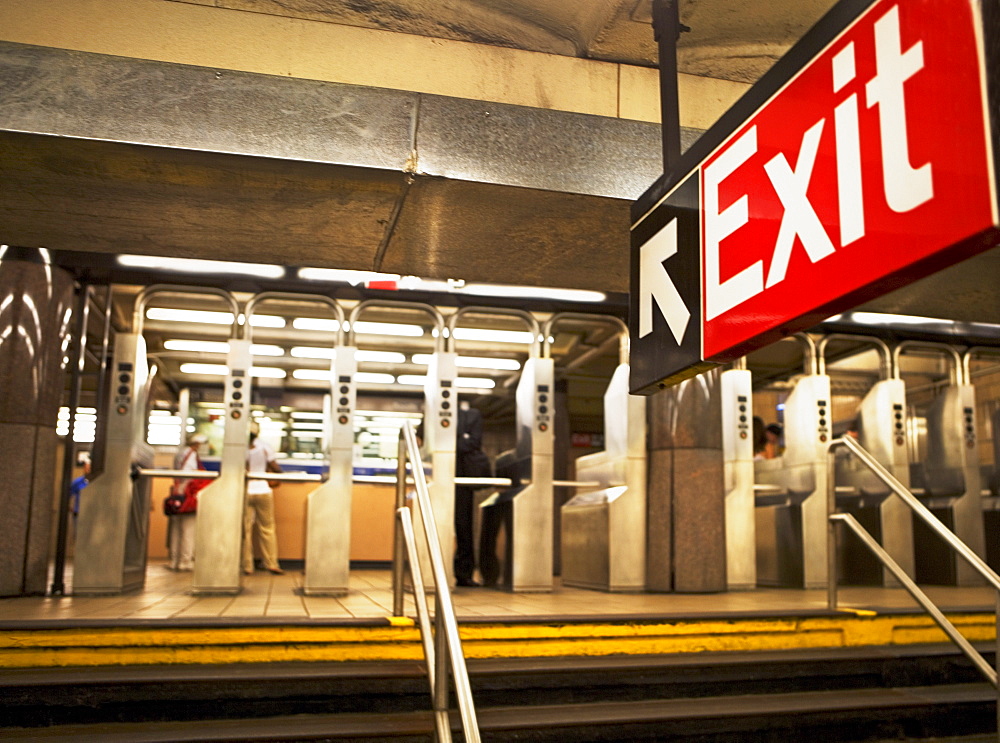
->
<box><xmin>0</xmin><ymin>131</ymin><xmax>402</xmax><ymax>267</ymax></box>
<box><xmin>191</xmin><ymin>0</ymin><xmax>836</xmax><ymax>82</ymax></box>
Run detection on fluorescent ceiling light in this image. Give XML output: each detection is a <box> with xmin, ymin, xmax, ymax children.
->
<box><xmin>180</xmin><ymin>363</ymin><xmax>228</xmax><ymax>376</ymax></box>
<box><xmin>396</xmin><ymin>374</ymin><xmax>427</xmax><ymax>386</ymax></box>
<box><xmin>456</xmin><ymin>377</ymin><xmax>496</xmax><ymax>389</ymax></box>
<box><xmin>353</xmin><ymin>321</ymin><xmax>424</xmax><ymax>337</ymax></box>
<box><xmin>291</xmin><ymin>318</ymin><xmax>345</xmax><ymax>332</ymax></box>
<box><xmin>179</xmin><ymin>363</ymin><xmax>287</xmax><ymax>378</ymax></box>
<box><xmin>289</xmin><ymin>347</ymin><xmax>405</xmax><ymax>363</ymax></box>
<box><xmin>290</xmin><ymin>346</ymin><xmax>335</xmax><ymax>359</ymax></box>
<box><xmin>847</xmin><ymin>312</ymin><xmax>952</xmax><ymax>326</ymax></box>
<box><xmin>291</xmin><ymin>369</ymin><xmax>394</xmax><ymax>384</ymax></box>
<box><xmin>411</xmin><ymin>353</ymin><xmax>520</xmax><ymax>371</ymax></box>
<box><xmin>356</xmin><ymin>350</ymin><xmax>407</xmax><ymax>363</ymax></box>
<box><xmin>146</xmin><ymin>309</ymin><xmax>285</xmax><ymax>328</ymax></box>
<box><xmin>292</xmin><ymin>369</ymin><xmax>329</xmax><ymax>381</ymax></box>
<box><xmin>251</xmin><ymin>366</ymin><xmax>286</xmax><ymax>378</ymax></box>
<box><xmin>357</xmin><ymin>372</ymin><xmax>395</xmax><ymax>384</ymax></box>
<box><xmin>119</xmin><ymin>254</ymin><xmax>284</xmax><ymax>279</ymax></box>
<box><xmin>451</xmin><ymin>328</ymin><xmax>536</xmax><ymax>344</ymax></box>
<box><xmin>291</xmin><ymin>411</ymin><xmax>325</xmax><ymax>420</ymax></box>
<box><xmin>290</xmin><ymin>422</ymin><xmax>324</xmax><ymax>430</ymax></box>
<box><xmin>397</xmin><ymin>374</ymin><xmax>494</xmax><ymax>389</ymax></box>
<box><xmin>163</xmin><ymin>340</ymin><xmax>284</xmax><ymax>356</ymax></box>
<box><xmin>294</xmin><ymin>318</ymin><xmax>423</xmax><ymax>337</ymax></box>
<box><xmin>459</xmin><ymin>283</ymin><xmax>606</xmax><ymax>303</ymax></box>
<box><xmin>297</xmin><ymin>267</ymin><xmax>400</xmax><ymax>285</ymax></box>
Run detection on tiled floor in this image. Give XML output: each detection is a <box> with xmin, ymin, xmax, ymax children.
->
<box><xmin>0</xmin><ymin>560</ymin><xmax>995</xmax><ymax>624</ymax></box>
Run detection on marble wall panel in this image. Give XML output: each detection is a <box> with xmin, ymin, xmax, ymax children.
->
<box><xmin>672</xmin><ymin>448</ymin><xmax>727</xmax><ymax>593</ymax></box>
<box><xmin>646</xmin><ymin>448</ymin><xmax>673</xmax><ymax>592</ymax></box>
<box><xmin>0</xmin><ymin>254</ymin><xmax>74</xmax><ymax>426</ymax></box>
<box><xmin>0</xmin><ymin>421</ymin><xmax>35</xmax><ymax>595</ymax></box>
<box><xmin>647</xmin><ymin>368</ymin><xmax>723</xmax><ymax>450</ymax></box>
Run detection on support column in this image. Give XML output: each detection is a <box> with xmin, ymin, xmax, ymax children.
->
<box><xmin>0</xmin><ymin>247</ymin><xmax>74</xmax><ymax>596</ymax></box>
<box><xmin>646</xmin><ymin>367</ymin><xmax>727</xmax><ymax>593</ymax></box>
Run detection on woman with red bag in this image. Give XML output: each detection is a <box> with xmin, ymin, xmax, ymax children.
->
<box><xmin>167</xmin><ymin>433</ymin><xmax>207</xmax><ymax>571</ymax></box>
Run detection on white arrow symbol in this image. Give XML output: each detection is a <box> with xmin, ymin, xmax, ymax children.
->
<box><xmin>639</xmin><ymin>218</ymin><xmax>691</xmax><ymax>343</ymax></box>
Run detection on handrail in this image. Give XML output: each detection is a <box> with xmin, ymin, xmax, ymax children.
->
<box><xmin>392</xmin><ymin>421</ymin><xmax>480</xmax><ymax>742</ymax></box>
<box><xmin>962</xmin><ymin>346</ymin><xmax>1000</xmax><ymax>387</ymax></box>
<box><xmin>816</xmin><ymin>333</ymin><xmax>892</xmax><ymax>379</ymax></box>
<box><xmin>447</xmin><ymin>306</ymin><xmax>541</xmax><ymax>358</ymax></box>
<box><xmin>892</xmin><ymin>340</ymin><xmax>963</xmax><ymax>386</ymax></box>
<box><xmin>348</xmin><ymin>299</ymin><xmax>445</xmax><ymax>352</ymax></box>
<box><xmin>242</xmin><ymin>291</ymin><xmax>345</xmax><ymax>344</ymax></box>
<box><xmin>132</xmin><ymin>284</ymin><xmax>241</xmax><ymax>337</ymax></box>
<box><xmin>541</xmin><ymin>313</ymin><xmax>628</xmax><ymax>366</ymax></box>
<box><xmin>829</xmin><ymin>512</ymin><xmax>997</xmax><ymax>684</ymax></box>
<box><xmin>826</xmin><ymin>435</ymin><xmax>1000</xmax><ymax>691</ymax></box>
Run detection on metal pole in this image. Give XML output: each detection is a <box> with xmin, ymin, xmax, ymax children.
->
<box><xmin>652</xmin><ymin>0</ymin><xmax>683</xmax><ymax>172</ymax></box>
<box><xmin>827</xmin><ymin>447</ymin><xmax>839</xmax><ymax>611</ymax></box>
<box><xmin>435</xmin><ymin>605</ymin><xmax>452</xmax><ymax>742</ymax></box>
<box><xmin>393</xmin><ymin>436</ymin><xmax>408</xmax><ymax>617</ymax></box>
<box><xmin>89</xmin><ymin>285</ymin><xmax>113</xmax><ymax>480</ymax></box>
<box><xmin>51</xmin><ymin>283</ymin><xmax>90</xmax><ymax>595</ymax></box>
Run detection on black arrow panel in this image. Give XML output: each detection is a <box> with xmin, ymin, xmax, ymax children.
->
<box><xmin>629</xmin><ymin>171</ymin><xmax>712</xmax><ymax>394</ymax></box>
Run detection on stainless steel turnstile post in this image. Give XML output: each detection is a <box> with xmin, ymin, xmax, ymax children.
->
<box><xmin>549</xmin><ymin>314</ymin><xmax>647</xmax><ymax>593</ymax></box>
<box><xmin>897</xmin><ymin>342</ymin><xmax>985</xmax><ymax>586</ymax></box>
<box><xmin>73</xmin><ymin>331</ymin><xmax>154</xmax><ymax>595</ymax></box>
<box><xmin>755</xmin><ymin>334</ymin><xmax>832</xmax><ymax>589</ymax></box>
<box><xmin>721</xmin><ymin>360</ymin><xmax>755</xmax><ymax>590</ymax></box>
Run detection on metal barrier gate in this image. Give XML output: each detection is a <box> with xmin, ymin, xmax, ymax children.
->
<box><xmin>189</xmin><ymin>292</ymin><xmax>252</xmax><ymax>594</ymax></box>
<box><xmin>819</xmin><ymin>335</ymin><xmax>914</xmax><ymax>586</ymax></box>
<box><xmin>755</xmin><ymin>334</ymin><xmax>831</xmax><ymax>588</ymax></box>
<box><xmin>550</xmin><ymin>314</ymin><xmax>647</xmax><ymax>593</ymax></box>
<box><xmin>897</xmin><ymin>341</ymin><xmax>985</xmax><ymax>586</ymax></box>
<box><xmin>351</xmin><ymin>300</ymin><xmax>452</xmax><ymax>584</ymax></box>
<box><xmin>452</xmin><ymin>308</ymin><xmax>552</xmax><ymax>592</ymax></box>
<box><xmin>722</xmin><ymin>357</ymin><xmax>755</xmax><ymax>590</ymax></box>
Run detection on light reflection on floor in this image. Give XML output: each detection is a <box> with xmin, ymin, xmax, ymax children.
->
<box><xmin>0</xmin><ymin>560</ymin><xmax>994</xmax><ymax>624</ymax></box>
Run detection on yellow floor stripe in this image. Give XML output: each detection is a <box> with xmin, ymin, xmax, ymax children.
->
<box><xmin>0</xmin><ymin>613</ymin><xmax>993</xmax><ymax>668</ymax></box>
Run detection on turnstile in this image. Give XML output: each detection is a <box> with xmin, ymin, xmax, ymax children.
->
<box><xmin>556</xmin><ymin>316</ymin><xmax>647</xmax><ymax>593</ymax></box>
<box><xmin>721</xmin><ymin>362</ymin><xmax>755</xmax><ymax>590</ymax></box>
<box><xmin>353</xmin><ymin>301</ymin><xmax>453</xmax><ymax>586</ymax></box>
<box><xmin>246</xmin><ymin>293</ymin><xmax>353</xmax><ymax>596</ymax></box>
<box><xmin>823</xmin><ymin>335</ymin><xmax>913</xmax><ymax>586</ymax></box>
<box><xmin>899</xmin><ymin>342</ymin><xmax>984</xmax><ymax>586</ymax></box>
<box><xmin>458</xmin><ymin>308</ymin><xmax>553</xmax><ymax>592</ymax></box>
<box><xmin>191</xmin><ymin>336</ymin><xmax>251</xmax><ymax>594</ymax></box>
<box><xmin>755</xmin><ymin>334</ymin><xmax>832</xmax><ymax>588</ymax></box>
<box><xmin>73</xmin><ymin>331</ymin><xmax>153</xmax><ymax>595</ymax></box>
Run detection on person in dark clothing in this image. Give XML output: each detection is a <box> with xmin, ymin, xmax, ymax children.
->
<box><xmin>454</xmin><ymin>402</ymin><xmax>489</xmax><ymax>587</ymax></box>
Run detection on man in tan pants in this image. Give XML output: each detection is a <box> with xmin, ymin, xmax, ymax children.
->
<box><xmin>244</xmin><ymin>427</ymin><xmax>284</xmax><ymax>575</ymax></box>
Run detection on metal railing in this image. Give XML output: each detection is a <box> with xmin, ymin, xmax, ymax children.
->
<box><xmin>392</xmin><ymin>421</ymin><xmax>480</xmax><ymax>743</ymax></box>
<box><xmin>826</xmin><ymin>435</ymin><xmax>1000</xmax><ymax>692</ymax></box>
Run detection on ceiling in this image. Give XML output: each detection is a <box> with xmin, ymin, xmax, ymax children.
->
<box><xmin>200</xmin><ymin>0</ymin><xmax>835</xmax><ymax>83</ymax></box>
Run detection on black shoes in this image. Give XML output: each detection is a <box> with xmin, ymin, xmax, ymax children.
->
<box><xmin>455</xmin><ymin>578</ymin><xmax>480</xmax><ymax>587</ymax></box>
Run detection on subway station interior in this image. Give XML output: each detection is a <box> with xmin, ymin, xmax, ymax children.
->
<box><xmin>3</xmin><ymin>0</ymin><xmax>1000</xmax><ymax>740</ymax></box>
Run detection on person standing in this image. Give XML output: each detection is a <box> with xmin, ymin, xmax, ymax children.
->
<box><xmin>243</xmin><ymin>427</ymin><xmax>284</xmax><ymax>575</ymax></box>
<box><xmin>168</xmin><ymin>434</ymin><xmax>205</xmax><ymax>571</ymax></box>
<box><xmin>454</xmin><ymin>402</ymin><xmax>489</xmax><ymax>587</ymax></box>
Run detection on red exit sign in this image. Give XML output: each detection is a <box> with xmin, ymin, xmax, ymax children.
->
<box><xmin>630</xmin><ymin>0</ymin><xmax>1000</xmax><ymax>394</ymax></box>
